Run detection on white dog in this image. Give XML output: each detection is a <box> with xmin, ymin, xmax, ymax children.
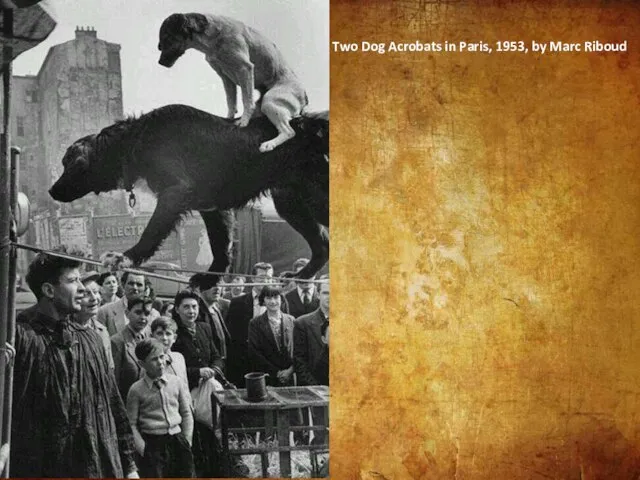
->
<box><xmin>158</xmin><ymin>13</ymin><xmax>308</xmax><ymax>153</ymax></box>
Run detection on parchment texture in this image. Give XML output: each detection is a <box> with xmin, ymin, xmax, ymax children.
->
<box><xmin>331</xmin><ymin>1</ymin><xmax>640</xmax><ymax>479</ymax></box>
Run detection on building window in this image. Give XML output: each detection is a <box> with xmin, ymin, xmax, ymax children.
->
<box><xmin>16</xmin><ymin>116</ymin><xmax>24</xmax><ymax>137</ymax></box>
<box><xmin>25</xmin><ymin>90</ymin><xmax>37</xmax><ymax>102</ymax></box>
<box><xmin>108</xmin><ymin>51</ymin><xmax>120</xmax><ymax>71</ymax></box>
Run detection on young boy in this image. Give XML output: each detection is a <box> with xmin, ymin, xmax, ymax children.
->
<box><xmin>126</xmin><ymin>338</ymin><xmax>195</xmax><ymax>478</ymax></box>
<box><xmin>111</xmin><ymin>295</ymin><xmax>153</xmax><ymax>399</ymax></box>
<box><xmin>151</xmin><ymin>316</ymin><xmax>188</xmax><ymax>389</ymax></box>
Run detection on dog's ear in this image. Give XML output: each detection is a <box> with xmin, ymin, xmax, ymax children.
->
<box><xmin>294</xmin><ymin>111</ymin><xmax>329</xmax><ymax>137</ymax></box>
<box><xmin>292</xmin><ymin>112</ymin><xmax>329</xmax><ymax>155</ymax></box>
<box><xmin>184</xmin><ymin>13</ymin><xmax>209</xmax><ymax>36</ymax></box>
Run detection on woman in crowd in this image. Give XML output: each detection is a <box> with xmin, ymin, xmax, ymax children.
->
<box><xmin>248</xmin><ymin>285</ymin><xmax>295</xmax><ymax>386</ymax></box>
<box><xmin>248</xmin><ymin>285</ymin><xmax>303</xmax><ymax>443</ymax></box>
<box><xmin>98</xmin><ymin>272</ymin><xmax>120</xmax><ymax>306</ymax></box>
<box><xmin>171</xmin><ymin>290</ymin><xmax>226</xmax><ymax>477</ymax></box>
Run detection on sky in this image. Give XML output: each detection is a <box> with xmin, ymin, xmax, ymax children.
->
<box><xmin>13</xmin><ymin>0</ymin><xmax>329</xmax><ymax>117</ymax></box>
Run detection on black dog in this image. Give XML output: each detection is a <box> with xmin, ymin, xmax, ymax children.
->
<box><xmin>49</xmin><ymin>104</ymin><xmax>328</xmax><ymax>290</ymax></box>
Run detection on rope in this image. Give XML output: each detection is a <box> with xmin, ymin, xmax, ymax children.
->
<box><xmin>0</xmin><ymin>238</ymin><xmax>11</xmax><ymax>253</ymax></box>
<box><xmin>13</xmin><ymin>241</ymin><xmax>328</xmax><ymax>286</ymax></box>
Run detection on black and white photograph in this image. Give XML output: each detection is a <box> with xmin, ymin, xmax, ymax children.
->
<box><xmin>0</xmin><ymin>0</ymin><xmax>328</xmax><ymax>477</ymax></box>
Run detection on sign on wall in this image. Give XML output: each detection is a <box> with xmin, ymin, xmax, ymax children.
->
<box><xmin>92</xmin><ymin>215</ymin><xmax>180</xmax><ymax>263</ymax></box>
<box><xmin>58</xmin><ymin>215</ymin><xmax>89</xmax><ymax>252</ymax></box>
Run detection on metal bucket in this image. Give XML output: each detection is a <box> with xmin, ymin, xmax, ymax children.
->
<box><xmin>244</xmin><ymin>372</ymin><xmax>269</xmax><ymax>402</ymax></box>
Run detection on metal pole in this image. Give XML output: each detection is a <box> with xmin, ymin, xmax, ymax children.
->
<box><xmin>0</xmin><ymin>8</ymin><xmax>13</xmax><ymax>478</ymax></box>
<box><xmin>2</xmin><ymin>147</ymin><xmax>19</xmax><ymax>478</ymax></box>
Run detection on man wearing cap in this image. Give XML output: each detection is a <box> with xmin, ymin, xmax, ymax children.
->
<box><xmin>284</xmin><ymin>258</ymin><xmax>319</xmax><ymax>318</ymax></box>
<box><xmin>201</xmin><ymin>285</ymin><xmax>231</xmax><ymax>321</ymax></box>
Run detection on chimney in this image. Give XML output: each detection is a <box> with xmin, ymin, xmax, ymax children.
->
<box><xmin>75</xmin><ymin>26</ymin><xmax>97</xmax><ymax>39</ymax></box>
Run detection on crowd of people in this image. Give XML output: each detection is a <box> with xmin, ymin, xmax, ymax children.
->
<box><xmin>2</xmin><ymin>246</ymin><xmax>329</xmax><ymax>478</ymax></box>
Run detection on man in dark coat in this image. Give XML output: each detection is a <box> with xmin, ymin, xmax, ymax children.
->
<box><xmin>11</xmin><ymin>249</ymin><xmax>139</xmax><ymax>478</ymax></box>
<box><xmin>294</xmin><ymin>274</ymin><xmax>330</xmax><ymax>445</ymax></box>
<box><xmin>224</xmin><ymin>262</ymin><xmax>274</xmax><ymax>387</ymax></box>
<box><xmin>200</xmin><ymin>286</ymin><xmax>231</xmax><ymax>361</ymax></box>
<box><xmin>284</xmin><ymin>258</ymin><xmax>319</xmax><ymax>318</ymax></box>
<box><xmin>202</xmin><ymin>285</ymin><xmax>231</xmax><ymax>319</ymax></box>
<box><xmin>193</xmin><ymin>292</ymin><xmax>229</xmax><ymax>369</ymax></box>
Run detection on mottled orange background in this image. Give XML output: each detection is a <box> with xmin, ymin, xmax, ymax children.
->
<box><xmin>330</xmin><ymin>1</ymin><xmax>640</xmax><ymax>479</ymax></box>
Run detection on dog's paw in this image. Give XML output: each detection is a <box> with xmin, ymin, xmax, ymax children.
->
<box><xmin>235</xmin><ymin>116</ymin><xmax>251</xmax><ymax>128</ymax></box>
<box><xmin>259</xmin><ymin>140</ymin><xmax>277</xmax><ymax>153</ymax></box>
<box><xmin>101</xmin><ymin>251</ymin><xmax>133</xmax><ymax>271</ymax></box>
<box><xmin>119</xmin><ymin>255</ymin><xmax>134</xmax><ymax>269</ymax></box>
<box><xmin>100</xmin><ymin>251</ymin><xmax>120</xmax><ymax>269</ymax></box>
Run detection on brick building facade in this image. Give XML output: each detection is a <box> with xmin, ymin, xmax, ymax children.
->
<box><xmin>11</xmin><ymin>26</ymin><xmax>127</xmax><ymax>216</ymax></box>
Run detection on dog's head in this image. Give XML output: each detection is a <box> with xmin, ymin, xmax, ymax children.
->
<box><xmin>158</xmin><ymin>13</ymin><xmax>208</xmax><ymax>68</ymax></box>
<box><xmin>292</xmin><ymin>111</ymin><xmax>329</xmax><ymax>158</ymax></box>
<box><xmin>49</xmin><ymin>135</ymin><xmax>104</xmax><ymax>202</ymax></box>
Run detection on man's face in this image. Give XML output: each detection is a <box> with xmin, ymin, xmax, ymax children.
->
<box><xmin>318</xmin><ymin>281</ymin><xmax>329</xmax><ymax>313</ymax></box>
<box><xmin>253</xmin><ymin>267</ymin><xmax>273</xmax><ymax>293</ymax></box>
<box><xmin>46</xmin><ymin>267</ymin><xmax>85</xmax><ymax>314</ymax></box>
<box><xmin>297</xmin><ymin>275</ymin><xmax>316</xmax><ymax>292</ymax></box>
<box><xmin>127</xmin><ymin>302</ymin><xmax>152</xmax><ymax>332</ymax></box>
<box><xmin>152</xmin><ymin>327</ymin><xmax>176</xmax><ymax>350</ymax></box>
<box><xmin>101</xmin><ymin>274</ymin><xmax>119</xmax><ymax>296</ymax></box>
<box><xmin>177</xmin><ymin>298</ymin><xmax>199</xmax><ymax>326</ymax></box>
<box><xmin>231</xmin><ymin>277</ymin><xmax>245</xmax><ymax>296</ymax></box>
<box><xmin>79</xmin><ymin>280</ymin><xmax>101</xmax><ymax>317</ymax></box>
<box><xmin>202</xmin><ymin>286</ymin><xmax>222</xmax><ymax>304</ymax></box>
<box><xmin>141</xmin><ymin>351</ymin><xmax>166</xmax><ymax>378</ymax></box>
<box><xmin>124</xmin><ymin>274</ymin><xmax>145</xmax><ymax>301</ymax></box>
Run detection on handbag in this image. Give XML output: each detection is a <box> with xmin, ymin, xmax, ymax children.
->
<box><xmin>190</xmin><ymin>377</ymin><xmax>223</xmax><ymax>429</ymax></box>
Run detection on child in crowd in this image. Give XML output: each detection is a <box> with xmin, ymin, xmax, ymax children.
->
<box><xmin>160</xmin><ymin>302</ymin><xmax>175</xmax><ymax>317</ymax></box>
<box><xmin>126</xmin><ymin>338</ymin><xmax>195</xmax><ymax>478</ymax></box>
<box><xmin>151</xmin><ymin>316</ymin><xmax>188</xmax><ymax>388</ymax></box>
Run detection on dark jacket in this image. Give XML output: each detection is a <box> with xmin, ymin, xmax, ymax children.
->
<box><xmin>223</xmin><ymin>292</ymin><xmax>255</xmax><ymax>386</ymax></box>
<box><xmin>215</xmin><ymin>297</ymin><xmax>230</xmax><ymax>319</ymax></box>
<box><xmin>248</xmin><ymin>312</ymin><xmax>295</xmax><ymax>385</ymax></box>
<box><xmin>16</xmin><ymin>303</ymin><xmax>38</xmax><ymax>324</ymax></box>
<box><xmin>284</xmin><ymin>289</ymin><xmax>319</xmax><ymax>318</ymax></box>
<box><xmin>11</xmin><ymin>300</ymin><xmax>137</xmax><ymax>477</ymax></box>
<box><xmin>172</xmin><ymin>322</ymin><xmax>224</xmax><ymax>390</ymax></box>
<box><xmin>293</xmin><ymin>309</ymin><xmax>329</xmax><ymax>386</ymax></box>
<box><xmin>194</xmin><ymin>296</ymin><xmax>229</xmax><ymax>362</ymax></box>
<box><xmin>111</xmin><ymin>326</ymin><xmax>149</xmax><ymax>400</ymax></box>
